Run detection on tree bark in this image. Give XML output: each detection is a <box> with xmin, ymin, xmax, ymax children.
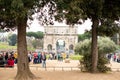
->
<box><xmin>91</xmin><ymin>18</ymin><xmax>99</xmax><ymax>73</ymax></box>
<box><xmin>15</xmin><ymin>21</ymin><xmax>36</xmax><ymax>80</ymax></box>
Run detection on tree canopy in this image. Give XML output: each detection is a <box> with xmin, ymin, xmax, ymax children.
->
<box><xmin>54</xmin><ymin>0</ymin><xmax>120</xmax><ymax>31</ymax></box>
<box><xmin>78</xmin><ymin>31</ymin><xmax>91</xmax><ymax>42</ymax></box>
<box><xmin>0</xmin><ymin>0</ymin><xmax>53</xmax><ymax>30</ymax></box>
<box><xmin>27</xmin><ymin>31</ymin><xmax>44</xmax><ymax>39</ymax></box>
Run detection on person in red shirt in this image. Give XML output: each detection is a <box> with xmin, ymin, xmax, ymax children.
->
<box><xmin>33</xmin><ymin>52</ymin><xmax>38</xmax><ymax>64</ymax></box>
<box><xmin>113</xmin><ymin>53</ymin><xmax>116</xmax><ymax>62</ymax></box>
<box><xmin>7</xmin><ymin>57</ymin><xmax>14</xmax><ymax>67</ymax></box>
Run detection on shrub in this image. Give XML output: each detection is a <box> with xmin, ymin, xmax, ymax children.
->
<box><xmin>75</xmin><ymin>37</ymin><xmax>117</xmax><ymax>72</ymax></box>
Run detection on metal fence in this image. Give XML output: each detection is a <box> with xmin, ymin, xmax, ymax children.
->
<box><xmin>29</xmin><ymin>66</ymin><xmax>79</xmax><ymax>71</ymax></box>
<box><xmin>1</xmin><ymin>65</ymin><xmax>120</xmax><ymax>72</ymax></box>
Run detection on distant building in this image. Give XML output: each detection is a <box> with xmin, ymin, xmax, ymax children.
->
<box><xmin>43</xmin><ymin>26</ymin><xmax>78</xmax><ymax>54</ymax></box>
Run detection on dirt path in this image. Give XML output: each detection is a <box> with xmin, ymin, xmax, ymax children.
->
<box><xmin>0</xmin><ymin>69</ymin><xmax>120</xmax><ymax>80</ymax></box>
<box><xmin>1</xmin><ymin>60</ymin><xmax>120</xmax><ymax>80</ymax></box>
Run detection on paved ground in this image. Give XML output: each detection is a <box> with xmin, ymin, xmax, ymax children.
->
<box><xmin>0</xmin><ymin>60</ymin><xmax>120</xmax><ymax>80</ymax></box>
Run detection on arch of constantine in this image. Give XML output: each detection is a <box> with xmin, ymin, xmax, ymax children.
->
<box><xmin>43</xmin><ymin>26</ymin><xmax>78</xmax><ymax>54</ymax></box>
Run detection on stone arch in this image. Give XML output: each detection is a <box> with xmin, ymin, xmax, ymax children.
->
<box><xmin>43</xmin><ymin>26</ymin><xmax>78</xmax><ymax>54</ymax></box>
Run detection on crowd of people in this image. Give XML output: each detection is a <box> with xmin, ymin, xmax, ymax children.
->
<box><xmin>0</xmin><ymin>51</ymin><xmax>48</xmax><ymax>68</ymax></box>
<box><xmin>31</xmin><ymin>51</ymin><xmax>47</xmax><ymax>68</ymax></box>
<box><xmin>31</xmin><ymin>51</ymin><xmax>69</xmax><ymax>67</ymax></box>
<box><xmin>0</xmin><ymin>50</ymin><xmax>71</xmax><ymax>68</ymax></box>
<box><xmin>107</xmin><ymin>53</ymin><xmax>120</xmax><ymax>63</ymax></box>
<box><xmin>0</xmin><ymin>51</ymin><xmax>15</xmax><ymax>67</ymax></box>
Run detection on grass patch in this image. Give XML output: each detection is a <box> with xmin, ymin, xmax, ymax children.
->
<box><xmin>0</xmin><ymin>42</ymin><xmax>16</xmax><ymax>50</ymax></box>
<box><xmin>69</xmin><ymin>55</ymin><xmax>83</xmax><ymax>60</ymax></box>
<box><xmin>0</xmin><ymin>42</ymin><xmax>35</xmax><ymax>51</ymax></box>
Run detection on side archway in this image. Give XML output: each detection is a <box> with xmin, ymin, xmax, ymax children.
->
<box><xmin>69</xmin><ymin>44</ymin><xmax>74</xmax><ymax>54</ymax></box>
<box><xmin>47</xmin><ymin>44</ymin><xmax>52</xmax><ymax>52</ymax></box>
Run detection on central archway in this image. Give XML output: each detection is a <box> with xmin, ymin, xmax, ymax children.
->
<box><xmin>43</xmin><ymin>26</ymin><xmax>78</xmax><ymax>54</ymax></box>
<box><xmin>56</xmin><ymin>39</ymin><xmax>65</xmax><ymax>53</ymax></box>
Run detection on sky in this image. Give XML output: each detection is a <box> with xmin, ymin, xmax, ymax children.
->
<box><xmin>1</xmin><ymin>19</ymin><xmax>92</xmax><ymax>36</ymax></box>
<box><xmin>27</xmin><ymin>19</ymin><xmax>92</xmax><ymax>34</ymax></box>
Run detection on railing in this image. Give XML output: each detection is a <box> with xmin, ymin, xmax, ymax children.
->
<box><xmin>0</xmin><ymin>65</ymin><xmax>79</xmax><ymax>71</ymax></box>
<box><xmin>29</xmin><ymin>66</ymin><xmax>79</xmax><ymax>71</ymax></box>
<box><xmin>1</xmin><ymin>65</ymin><xmax>120</xmax><ymax>72</ymax></box>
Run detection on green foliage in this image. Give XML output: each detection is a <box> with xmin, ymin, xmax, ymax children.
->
<box><xmin>26</xmin><ymin>31</ymin><xmax>44</xmax><ymax>39</ymax></box>
<box><xmin>54</xmin><ymin>0</ymin><xmax>120</xmax><ymax>34</ymax></box>
<box><xmin>75</xmin><ymin>39</ymin><xmax>91</xmax><ymax>55</ymax></box>
<box><xmin>75</xmin><ymin>37</ymin><xmax>118</xmax><ymax>55</ymax></box>
<box><xmin>26</xmin><ymin>31</ymin><xmax>44</xmax><ymax>48</ymax></box>
<box><xmin>27</xmin><ymin>46</ymin><xmax>35</xmax><ymax>51</ymax></box>
<box><xmin>26</xmin><ymin>32</ymin><xmax>36</xmax><ymax>37</ymax></box>
<box><xmin>78</xmin><ymin>31</ymin><xmax>91</xmax><ymax>42</ymax></box>
<box><xmin>97</xmin><ymin>55</ymin><xmax>111</xmax><ymax>72</ymax></box>
<box><xmin>97</xmin><ymin>19</ymin><xmax>120</xmax><ymax>37</ymax></box>
<box><xmin>26</xmin><ymin>31</ymin><xmax>44</xmax><ymax>49</ymax></box>
<box><xmin>54</xmin><ymin>0</ymin><xmax>84</xmax><ymax>25</ymax></box>
<box><xmin>35</xmin><ymin>31</ymin><xmax>44</xmax><ymax>39</ymax></box>
<box><xmin>98</xmin><ymin>37</ymin><xmax>118</xmax><ymax>54</ymax></box>
<box><xmin>8</xmin><ymin>34</ymin><xmax>17</xmax><ymax>46</ymax></box>
<box><xmin>0</xmin><ymin>42</ymin><xmax>35</xmax><ymax>51</ymax></box>
<box><xmin>32</xmin><ymin>39</ymin><xmax>43</xmax><ymax>49</ymax></box>
<box><xmin>55</xmin><ymin>0</ymin><xmax>120</xmax><ymax>21</ymax></box>
<box><xmin>0</xmin><ymin>0</ymin><xmax>52</xmax><ymax>30</ymax></box>
<box><xmin>0</xmin><ymin>29</ymin><xmax>5</xmax><ymax>32</ymax></box>
<box><xmin>32</xmin><ymin>40</ymin><xmax>38</xmax><ymax>48</ymax></box>
<box><xmin>75</xmin><ymin>37</ymin><xmax>117</xmax><ymax>72</ymax></box>
<box><xmin>69</xmin><ymin>55</ymin><xmax>83</xmax><ymax>60</ymax></box>
<box><xmin>81</xmin><ymin>53</ymin><xmax>111</xmax><ymax>72</ymax></box>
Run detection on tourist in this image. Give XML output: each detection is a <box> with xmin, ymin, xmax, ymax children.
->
<box><xmin>107</xmin><ymin>53</ymin><xmax>112</xmax><ymax>63</ymax></box>
<box><xmin>57</xmin><ymin>53</ymin><xmax>61</xmax><ymax>61</ymax></box>
<box><xmin>38</xmin><ymin>52</ymin><xmax>42</xmax><ymax>63</ymax></box>
<box><xmin>33</xmin><ymin>52</ymin><xmax>38</xmax><ymax>64</ymax></box>
<box><xmin>4</xmin><ymin>52</ymin><xmax>9</xmax><ymax>64</ymax></box>
<box><xmin>41</xmin><ymin>52</ymin><xmax>46</xmax><ymax>68</ymax></box>
<box><xmin>66</xmin><ymin>49</ymin><xmax>69</xmax><ymax>58</ymax></box>
<box><xmin>113</xmin><ymin>53</ymin><xmax>116</xmax><ymax>61</ymax></box>
<box><xmin>14</xmin><ymin>51</ymin><xmax>18</xmax><ymax>64</ymax></box>
<box><xmin>49</xmin><ymin>53</ymin><xmax>53</xmax><ymax>60</ymax></box>
<box><xmin>28</xmin><ymin>52</ymin><xmax>32</xmax><ymax>63</ymax></box>
<box><xmin>0</xmin><ymin>54</ymin><xmax>4</xmax><ymax>67</ymax></box>
<box><xmin>6</xmin><ymin>57</ymin><xmax>14</xmax><ymax>67</ymax></box>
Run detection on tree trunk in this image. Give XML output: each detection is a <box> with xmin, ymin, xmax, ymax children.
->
<box><xmin>15</xmin><ymin>22</ymin><xmax>36</xmax><ymax>80</ymax></box>
<box><xmin>91</xmin><ymin>18</ymin><xmax>99</xmax><ymax>73</ymax></box>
